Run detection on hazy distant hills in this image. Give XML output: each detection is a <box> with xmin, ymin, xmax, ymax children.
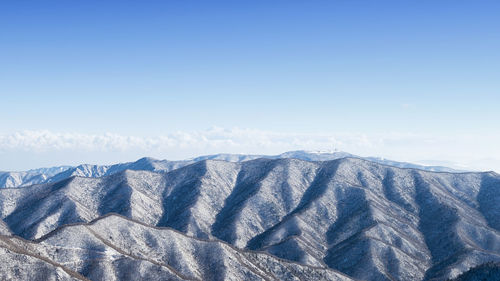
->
<box><xmin>0</xmin><ymin>154</ymin><xmax>498</xmax><ymax>280</ymax></box>
<box><xmin>0</xmin><ymin>166</ymin><xmax>72</xmax><ymax>189</ymax></box>
<box><xmin>0</xmin><ymin>151</ymin><xmax>461</xmax><ymax>188</ymax></box>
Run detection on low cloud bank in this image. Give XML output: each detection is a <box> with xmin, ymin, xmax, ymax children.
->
<box><xmin>0</xmin><ymin>128</ymin><xmax>498</xmax><ymax>172</ymax></box>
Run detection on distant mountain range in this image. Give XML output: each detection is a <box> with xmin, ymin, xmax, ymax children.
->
<box><xmin>0</xmin><ymin>151</ymin><xmax>462</xmax><ymax>188</ymax></box>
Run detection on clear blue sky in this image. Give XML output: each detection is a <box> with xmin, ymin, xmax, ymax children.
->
<box><xmin>0</xmin><ymin>0</ymin><xmax>499</xmax><ymax>170</ymax></box>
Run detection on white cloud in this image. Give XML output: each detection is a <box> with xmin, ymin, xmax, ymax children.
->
<box><xmin>0</xmin><ymin>128</ymin><xmax>499</xmax><ymax>172</ymax></box>
<box><xmin>0</xmin><ymin>128</ymin><xmax>358</xmax><ymax>153</ymax></box>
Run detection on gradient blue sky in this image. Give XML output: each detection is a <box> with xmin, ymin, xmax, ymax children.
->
<box><xmin>1</xmin><ymin>1</ymin><xmax>499</xmax><ymax>170</ymax></box>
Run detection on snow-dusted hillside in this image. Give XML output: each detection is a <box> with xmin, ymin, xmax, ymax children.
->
<box><xmin>451</xmin><ymin>262</ymin><xmax>500</xmax><ymax>281</ymax></box>
<box><xmin>0</xmin><ymin>214</ymin><xmax>353</xmax><ymax>281</ymax></box>
<box><xmin>0</xmin><ymin>156</ymin><xmax>498</xmax><ymax>280</ymax></box>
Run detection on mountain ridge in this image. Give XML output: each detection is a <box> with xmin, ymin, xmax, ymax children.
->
<box><xmin>0</xmin><ymin>151</ymin><xmax>465</xmax><ymax>188</ymax></box>
<box><xmin>31</xmin><ymin>211</ymin><xmax>355</xmax><ymax>274</ymax></box>
<box><xmin>1</xmin><ymin>213</ymin><xmax>355</xmax><ymax>281</ymax></box>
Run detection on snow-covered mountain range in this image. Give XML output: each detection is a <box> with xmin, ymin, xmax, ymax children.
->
<box><xmin>0</xmin><ymin>151</ymin><xmax>461</xmax><ymax>188</ymax></box>
<box><xmin>0</xmin><ymin>152</ymin><xmax>498</xmax><ymax>280</ymax></box>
